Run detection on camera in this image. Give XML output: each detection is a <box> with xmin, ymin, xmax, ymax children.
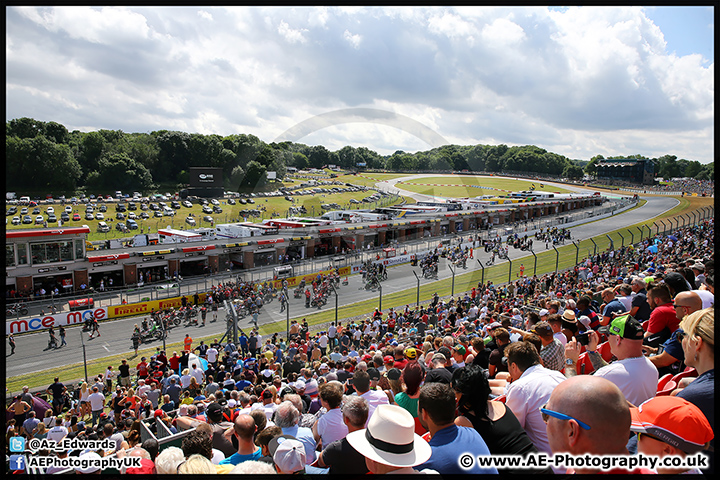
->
<box><xmin>576</xmin><ymin>332</ymin><xmax>590</xmax><ymax>346</ymax></box>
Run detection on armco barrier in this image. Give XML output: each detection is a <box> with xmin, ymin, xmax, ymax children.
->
<box><xmin>6</xmin><ymin>292</ymin><xmax>208</xmax><ymax>335</ymax></box>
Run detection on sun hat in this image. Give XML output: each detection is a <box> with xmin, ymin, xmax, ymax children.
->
<box><xmin>598</xmin><ymin>314</ymin><xmax>644</xmax><ymax>340</ymax></box>
<box><xmin>75</xmin><ymin>451</ymin><xmax>102</xmax><ymax>474</ymax></box>
<box><xmin>346</xmin><ymin>404</ymin><xmax>432</xmax><ymax>468</ymax></box>
<box><xmin>561</xmin><ymin>310</ymin><xmax>577</xmax><ymax>322</ymax></box>
<box><xmin>630</xmin><ymin>396</ymin><xmax>712</xmax><ymax>454</ymax></box>
<box><xmin>269</xmin><ymin>435</ymin><xmax>306</xmax><ymax>473</ymax></box>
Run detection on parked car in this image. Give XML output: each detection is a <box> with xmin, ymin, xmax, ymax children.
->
<box><xmin>182</xmin><ymin>200</ymin><xmax>193</xmax><ymax>208</ymax></box>
<box><xmin>20</xmin><ymin>207</ymin><xmax>28</xmax><ymax>215</ymax></box>
<box><xmin>7</xmin><ymin>206</ymin><xmax>18</xmax><ymax>215</ymax></box>
<box><xmin>202</xmin><ymin>206</ymin><xmax>213</xmax><ymax>214</ymax></box>
<box><xmin>32</xmin><ymin>207</ymin><xmax>40</xmax><ymax>214</ymax></box>
<box><xmin>210</xmin><ymin>198</ymin><xmax>220</xmax><ymax>205</ymax></box>
<box><xmin>115</xmin><ymin>222</ymin><xmax>127</xmax><ymax>231</ymax></box>
<box><xmin>97</xmin><ymin>221</ymin><xmax>110</xmax><ymax>233</ymax></box>
<box><xmin>95</xmin><ymin>212</ymin><xmax>105</xmax><ymax>220</ymax></box>
<box><xmin>126</xmin><ymin>219</ymin><xmax>138</xmax><ymax>230</ymax></box>
<box><xmin>127</xmin><ymin>202</ymin><xmax>137</xmax><ymax>210</ymax></box>
<box><xmin>227</xmin><ymin>198</ymin><xmax>236</xmax><ymax>205</ymax></box>
<box><xmin>12</xmin><ymin>216</ymin><xmax>20</xmax><ymax>225</ymax></box>
<box><xmin>213</xmin><ymin>206</ymin><xmax>222</xmax><ymax>213</ymax></box>
<box><xmin>247</xmin><ymin>198</ymin><xmax>255</xmax><ymax>204</ymax></box>
<box><xmin>47</xmin><ymin>214</ymin><xmax>57</xmax><ymax>223</ymax></box>
<box><xmin>140</xmin><ymin>212</ymin><xmax>150</xmax><ymax>219</ymax></box>
<box><xmin>85</xmin><ymin>212</ymin><xmax>95</xmax><ymax>220</ymax></box>
<box><xmin>72</xmin><ymin>213</ymin><xmax>81</xmax><ymax>221</ymax></box>
<box><xmin>22</xmin><ymin>215</ymin><xmax>33</xmax><ymax>224</ymax></box>
<box><xmin>64</xmin><ymin>205</ymin><xmax>73</xmax><ymax>214</ymax></box>
<box><xmin>60</xmin><ymin>212</ymin><xmax>70</xmax><ymax>222</ymax></box>
<box><xmin>46</xmin><ymin>206</ymin><xmax>55</xmax><ymax>215</ymax></box>
<box><xmin>35</xmin><ymin>215</ymin><xmax>44</xmax><ymax>224</ymax></box>
<box><xmin>185</xmin><ymin>216</ymin><xmax>196</xmax><ymax>226</ymax></box>
<box><xmin>127</xmin><ymin>212</ymin><xmax>136</xmax><ymax>220</ymax></box>
<box><xmin>203</xmin><ymin>215</ymin><xmax>213</xmax><ymax>223</ymax></box>
<box><xmin>116</xmin><ymin>212</ymin><xmax>125</xmax><ymax>220</ymax></box>
<box><xmin>154</xmin><ymin>211</ymin><xmax>163</xmax><ymax>218</ymax></box>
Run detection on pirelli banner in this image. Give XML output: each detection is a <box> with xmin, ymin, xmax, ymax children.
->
<box><xmin>271</xmin><ymin>266</ymin><xmax>352</xmax><ymax>289</ymax></box>
<box><xmin>106</xmin><ymin>293</ymin><xmax>209</xmax><ymax>319</ymax></box>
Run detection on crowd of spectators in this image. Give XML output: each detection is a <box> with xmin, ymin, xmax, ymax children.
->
<box><xmin>6</xmin><ymin>218</ymin><xmax>714</xmax><ymax>475</ymax></box>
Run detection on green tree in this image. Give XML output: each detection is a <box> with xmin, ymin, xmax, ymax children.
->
<box><xmin>86</xmin><ymin>152</ymin><xmax>152</xmax><ymax>191</ymax></box>
<box><xmin>585</xmin><ymin>155</ymin><xmax>604</xmax><ymax>176</ymax></box>
<box><xmin>292</xmin><ymin>152</ymin><xmax>309</xmax><ymax>170</ymax></box>
<box><xmin>241</xmin><ymin>160</ymin><xmax>267</xmax><ymax>189</ymax></box>
<box><xmin>229</xmin><ymin>165</ymin><xmax>245</xmax><ymax>189</ymax></box>
<box><xmin>562</xmin><ymin>164</ymin><xmax>584</xmax><ymax>179</ymax></box>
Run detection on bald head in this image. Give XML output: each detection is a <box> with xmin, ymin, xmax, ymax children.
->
<box><xmin>547</xmin><ymin>376</ymin><xmax>630</xmax><ymax>459</ymax></box>
<box><xmin>233</xmin><ymin>414</ymin><xmax>257</xmax><ymax>441</ymax></box>
<box><xmin>674</xmin><ymin>291</ymin><xmax>703</xmax><ymax>318</ymax></box>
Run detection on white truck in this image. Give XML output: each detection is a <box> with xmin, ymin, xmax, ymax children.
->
<box><xmin>215</xmin><ymin>223</ymin><xmax>255</xmax><ymax>239</ymax></box>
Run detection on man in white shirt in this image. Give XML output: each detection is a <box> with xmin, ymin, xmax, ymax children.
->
<box><xmin>504</xmin><ymin>341</ymin><xmax>566</xmax><ymax>457</ymax></box>
<box><xmin>87</xmin><ymin>386</ymin><xmax>106</xmax><ymax>426</ymax></box>
<box><xmin>136</xmin><ymin>379</ymin><xmax>151</xmax><ymax>398</ymax></box>
<box><xmin>46</xmin><ymin>417</ymin><xmax>69</xmax><ymax>443</ymax></box>
<box><xmin>313</xmin><ymin>382</ymin><xmax>347</xmax><ymax>447</ymax></box>
<box><xmin>207</xmin><ymin>345</ymin><xmax>219</xmax><ymax>366</ymax></box>
<box><xmin>566</xmin><ymin>315</ymin><xmax>657</xmax><ymax>407</ymax></box>
<box><xmin>190</xmin><ymin>363</ymin><xmax>205</xmax><ymax>385</ymax></box>
<box><xmin>318</xmin><ymin>332</ymin><xmax>329</xmax><ymax>357</ymax></box>
<box><xmin>353</xmin><ymin>370</ymin><xmax>389</xmax><ymax>426</ymax></box>
<box><xmin>328</xmin><ymin>323</ymin><xmax>337</xmax><ymax>348</ymax></box>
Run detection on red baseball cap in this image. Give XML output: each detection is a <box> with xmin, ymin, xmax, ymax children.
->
<box><xmin>630</xmin><ymin>396</ymin><xmax>712</xmax><ymax>454</ymax></box>
<box><xmin>154</xmin><ymin>409</ymin><xmax>165</xmax><ymax>419</ymax></box>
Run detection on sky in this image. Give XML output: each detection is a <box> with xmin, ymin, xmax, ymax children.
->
<box><xmin>5</xmin><ymin>6</ymin><xmax>715</xmax><ymax>163</ymax></box>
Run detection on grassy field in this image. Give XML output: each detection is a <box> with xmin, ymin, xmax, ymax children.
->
<box><xmin>396</xmin><ymin>175</ymin><xmax>575</xmax><ymax>198</ymax></box>
<box><xmin>6</xmin><ymin>174</ymin><xmax>713</xmax><ymax>392</ymax></box>
<box><xmin>6</xmin><ymin>175</ymin><xmax>413</xmax><ymax>242</ymax></box>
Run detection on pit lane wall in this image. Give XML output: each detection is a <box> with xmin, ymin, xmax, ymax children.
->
<box><xmin>6</xmin><ymin>251</ymin><xmax>448</xmax><ymax>335</ymax></box>
<box><xmin>6</xmin><ymin>293</ymin><xmax>208</xmax><ymax>335</ymax></box>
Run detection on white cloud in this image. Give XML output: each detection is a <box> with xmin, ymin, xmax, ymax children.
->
<box><xmin>342</xmin><ymin>29</ymin><xmax>362</xmax><ymax>49</ymax></box>
<box><xmin>277</xmin><ymin>20</ymin><xmax>308</xmax><ymax>44</ymax></box>
<box><xmin>5</xmin><ymin>6</ymin><xmax>714</xmax><ymax>163</ymax></box>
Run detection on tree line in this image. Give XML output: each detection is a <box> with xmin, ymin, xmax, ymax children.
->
<box><xmin>5</xmin><ymin>117</ymin><xmax>712</xmax><ymax>194</ymax></box>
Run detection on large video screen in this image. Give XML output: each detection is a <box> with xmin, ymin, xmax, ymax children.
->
<box><xmin>189</xmin><ymin>167</ymin><xmax>224</xmax><ymax>188</ymax></box>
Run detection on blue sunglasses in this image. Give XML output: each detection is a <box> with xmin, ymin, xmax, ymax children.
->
<box><xmin>540</xmin><ymin>403</ymin><xmax>591</xmax><ymax>430</ymax></box>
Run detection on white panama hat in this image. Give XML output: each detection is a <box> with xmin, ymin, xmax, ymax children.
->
<box><xmin>346</xmin><ymin>404</ymin><xmax>431</xmax><ymax>468</ymax></box>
